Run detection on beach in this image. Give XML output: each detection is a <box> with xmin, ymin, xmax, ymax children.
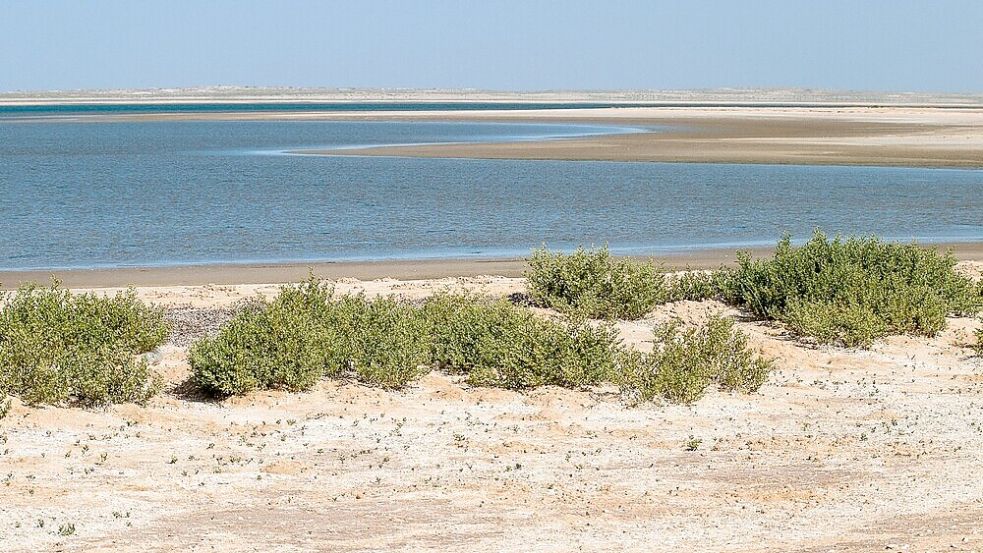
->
<box><xmin>3</xmin><ymin>263</ymin><xmax>983</xmax><ymax>552</ymax></box>
<box><xmin>3</xmin><ymin>242</ymin><xmax>983</xmax><ymax>288</ymax></box>
<box><xmin>3</xmin><ymin>91</ymin><xmax>983</xmax><ymax>551</ymax></box>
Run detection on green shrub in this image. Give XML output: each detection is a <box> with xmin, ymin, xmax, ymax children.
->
<box><xmin>336</xmin><ymin>295</ymin><xmax>431</xmax><ymax>389</ymax></box>
<box><xmin>526</xmin><ymin>247</ymin><xmax>667</xmax><ymax>319</ymax></box>
<box><xmin>665</xmin><ymin>270</ymin><xmax>729</xmax><ymax>302</ymax></box>
<box><xmin>617</xmin><ymin>315</ymin><xmax>771</xmax><ymax>404</ymax></box>
<box><xmin>422</xmin><ymin>292</ymin><xmax>621</xmax><ymax>389</ymax></box>
<box><xmin>725</xmin><ymin>230</ymin><xmax>982</xmax><ymax>347</ymax></box>
<box><xmin>190</xmin><ymin>279</ymin><xmax>431</xmax><ymax>396</ymax></box>
<box><xmin>0</xmin><ymin>282</ymin><xmax>168</xmax><ymax>406</ymax></box>
<box><xmin>189</xmin><ymin>281</ymin><xmax>341</xmax><ymax>396</ymax></box>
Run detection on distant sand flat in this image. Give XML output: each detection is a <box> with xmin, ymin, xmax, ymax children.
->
<box><xmin>297</xmin><ymin>106</ymin><xmax>983</xmax><ymax>168</ymax></box>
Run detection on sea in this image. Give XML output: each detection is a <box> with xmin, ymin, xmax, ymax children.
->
<box><xmin>1</xmin><ymin>102</ymin><xmax>981</xmax><ymax>270</ymax></box>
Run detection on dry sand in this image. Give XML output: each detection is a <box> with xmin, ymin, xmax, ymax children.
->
<box><xmin>2</xmin><ymin>265</ymin><xmax>983</xmax><ymax>552</ymax></box>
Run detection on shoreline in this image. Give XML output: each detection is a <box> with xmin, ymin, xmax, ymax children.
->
<box><xmin>4</xmin><ymin>242</ymin><xmax>983</xmax><ymax>288</ymax></box>
<box><xmin>6</xmin><ymin>104</ymin><xmax>982</xmax><ymax>168</ymax></box>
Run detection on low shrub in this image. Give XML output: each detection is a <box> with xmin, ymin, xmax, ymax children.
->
<box><xmin>190</xmin><ymin>279</ymin><xmax>431</xmax><ymax>396</ymax></box>
<box><xmin>189</xmin><ymin>280</ymin><xmax>340</xmax><ymax>396</ymax></box>
<box><xmin>526</xmin><ymin>247</ymin><xmax>667</xmax><ymax>319</ymax></box>
<box><xmin>0</xmin><ymin>282</ymin><xmax>169</xmax><ymax>406</ymax></box>
<box><xmin>725</xmin><ymin>230</ymin><xmax>982</xmax><ymax>347</ymax></box>
<box><xmin>191</xmin><ymin>280</ymin><xmax>774</xmax><ymax>404</ymax></box>
<box><xmin>617</xmin><ymin>315</ymin><xmax>771</xmax><ymax>404</ymax></box>
<box><xmin>665</xmin><ymin>270</ymin><xmax>729</xmax><ymax>302</ymax></box>
<box><xmin>336</xmin><ymin>295</ymin><xmax>431</xmax><ymax>389</ymax></box>
<box><xmin>422</xmin><ymin>292</ymin><xmax>620</xmax><ymax>389</ymax></box>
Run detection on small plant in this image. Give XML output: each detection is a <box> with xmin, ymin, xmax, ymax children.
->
<box><xmin>0</xmin><ymin>397</ymin><xmax>10</xmax><ymax>420</ymax></box>
<box><xmin>725</xmin><ymin>230</ymin><xmax>982</xmax><ymax>348</ymax></box>
<box><xmin>684</xmin><ymin>436</ymin><xmax>702</xmax><ymax>451</ymax></box>
<box><xmin>617</xmin><ymin>315</ymin><xmax>771</xmax><ymax>404</ymax></box>
<box><xmin>58</xmin><ymin>522</ymin><xmax>76</xmax><ymax>536</ymax></box>
<box><xmin>975</xmin><ymin>325</ymin><xmax>983</xmax><ymax>357</ymax></box>
<box><xmin>526</xmin><ymin>247</ymin><xmax>667</xmax><ymax>319</ymax></box>
<box><xmin>0</xmin><ymin>281</ymin><xmax>168</xmax><ymax>406</ymax></box>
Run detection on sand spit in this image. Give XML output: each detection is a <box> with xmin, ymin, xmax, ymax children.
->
<box><xmin>2</xmin><ymin>268</ymin><xmax>983</xmax><ymax>552</ymax></box>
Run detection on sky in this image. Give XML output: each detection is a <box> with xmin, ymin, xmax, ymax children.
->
<box><xmin>2</xmin><ymin>0</ymin><xmax>982</xmax><ymax>93</ymax></box>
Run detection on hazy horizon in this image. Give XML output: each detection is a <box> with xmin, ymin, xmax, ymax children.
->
<box><xmin>3</xmin><ymin>0</ymin><xmax>983</xmax><ymax>94</ymax></box>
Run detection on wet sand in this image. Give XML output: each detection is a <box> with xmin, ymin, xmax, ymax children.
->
<box><xmin>302</xmin><ymin>106</ymin><xmax>983</xmax><ymax>168</ymax></box>
<box><xmin>3</xmin><ymin>242</ymin><xmax>983</xmax><ymax>289</ymax></box>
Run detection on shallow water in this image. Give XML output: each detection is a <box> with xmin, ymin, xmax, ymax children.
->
<box><xmin>1</xmin><ymin>117</ymin><xmax>981</xmax><ymax>269</ymax></box>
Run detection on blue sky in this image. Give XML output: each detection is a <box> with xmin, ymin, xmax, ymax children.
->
<box><xmin>2</xmin><ymin>0</ymin><xmax>982</xmax><ymax>92</ymax></box>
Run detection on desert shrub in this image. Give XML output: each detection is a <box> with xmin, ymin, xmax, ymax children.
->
<box><xmin>190</xmin><ymin>279</ymin><xmax>431</xmax><ymax>396</ymax></box>
<box><xmin>189</xmin><ymin>280</ymin><xmax>340</xmax><ymax>396</ymax></box>
<box><xmin>526</xmin><ymin>247</ymin><xmax>667</xmax><ymax>319</ymax></box>
<box><xmin>665</xmin><ymin>270</ymin><xmax>730</xmax><ymax>302</ymax></box>
<box><xmin>334</xmin><ymin>294</ymin><xmax>431</xmax><ymax>389</ymax></box>
<box><xmin>725</xmin><ymin>230</ymin><xmax>982</xmax><ymax>347</ymax></box>
<box><xmin>422</xmin><ymin>292</ymin><xmax>621</xmax><ymax>389</ymax></box>
<box><xmin>0</xmin><ymin>282</ymin><xmax>168</xmax><ymax>406</ymax></box>
<box><xmin>617</xmin><ymin>315</ymin><xmax>771</xmax><ymax>404</ymax></box>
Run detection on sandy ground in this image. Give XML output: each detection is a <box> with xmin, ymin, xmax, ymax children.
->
<box><xmin>2</xmin><ymin>264</ymin><xmax>983</xmax><ymax>552</ymax></box>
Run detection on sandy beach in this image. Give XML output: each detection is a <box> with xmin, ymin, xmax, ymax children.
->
<box><xmin>3</xmin><ymin>263</ymin><xmax>983</xmax><ymax>552</ymax></box>
<box><xmin>3</xmin><ymin>242</ymin><xmax>983</xmax><ymax>289</ymax></box>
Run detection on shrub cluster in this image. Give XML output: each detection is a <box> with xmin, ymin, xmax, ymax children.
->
<box><xmin>191</xmin><ymin>279</ymin><xmax>771</xmax><ymax>404</ymax></box>
<box><xmin>617</xmin><ymin>316</ymin><xmax>771</xmax><ymax>404</ymax></box>
<box><xmin>0</xmin><ymin>282</ymin><xmax>169</xmax><ymax>406</ymax></box>
<box><xmin>526</xmin><ymin>247</ymin><xmax>667</xmax><ymax>319</ymax></box>
<box><xmin>725</xmin><ymin>231</ymin><xmax>982</xmax><ymax>348</ymax></box>
<box><xmin>421</xmin><ymin>292</ymin><xmax>620</xmax><ymax>389</ymax></box>
<box><xmin>665</xmin><ymin>270</ymin><xmax>728</xmax><ymax>302</ymax></box>
<box><xmin>189</xmin><ymin>280</ymin><xmax>430</xmax><ymax>396</ymax></box>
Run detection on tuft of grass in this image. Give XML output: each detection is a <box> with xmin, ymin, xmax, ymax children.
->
<box><xmin>616</xmin><ymin>315</ymin><xmax>771</xmax><ymax>404</ymax></box>
<box><xmin>422</xmin><ymin>292</ymin><xmax>620</xmax><ymax>389</ymax></box>
<box><xmin>724</xmin><ymin>230</ymin><xmax>982</xmax><ymax>348</ymax></box>
<box><xmin>0</xmin><ymin>281</ymin><xmax>168</xmax><ymax>406</ymax></box>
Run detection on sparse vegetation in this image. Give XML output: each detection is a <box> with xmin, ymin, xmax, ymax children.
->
<box><xmin>192</xmin><ymin>282</ymin><xmax>770</xmax><ymax>403</ymax></box>
<box><xmin>526</xmin><ymin>247</ymin><xmax>667</xmax><ymax>319</ymax></box>
<box><xmin>616</xmin><ymin>315</ymin><xmax>771</xmax><ymax>404</ymax></box>
<box><xmin>724</xmin><ymin>230</ymin><xmax>982</xmax><ymax>347</ymax></box>
<box><xmin>0</xmin><ymin>281</ymin><xmax>168</xmax><ymax>406</ymax></box>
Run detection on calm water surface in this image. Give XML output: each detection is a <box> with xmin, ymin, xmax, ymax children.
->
<box><xmin>1</xmin><ymin>116</ymin><xmax>981</xmax><ymax>269</ymax></box>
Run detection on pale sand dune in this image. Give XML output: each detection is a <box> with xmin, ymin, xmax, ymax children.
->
<box><xmin>2</xmin><ymin>267</ymin><xmax>983</xmax><ymax>552</ymax></box>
